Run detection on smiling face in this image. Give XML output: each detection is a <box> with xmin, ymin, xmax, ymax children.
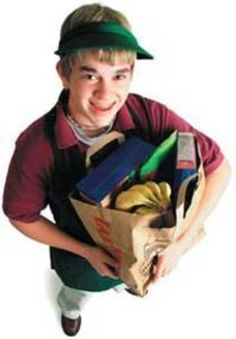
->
<box><xmin>57</xmin><ymin>52</ymin><xmax>134</xmax><ymax>129</ymax></box>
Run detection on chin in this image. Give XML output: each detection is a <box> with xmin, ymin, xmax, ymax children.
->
<box><xmin>93</xmin><ymin>110</ymin><xmax>118</xmax><ymax>126</ymax></box>
<box><xmin>95</xmin><ymin>117</ymin><xmax>114</xmax><ymax>127</ymax></box>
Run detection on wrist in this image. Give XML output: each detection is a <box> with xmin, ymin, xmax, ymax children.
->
<box><xmin>176</xmin><ymin>222</ymin><xmax>206</xmax><ymax>254</ymax></box>
<box><xmin>174</xmin><ymin>237</ymin><xmax>188</xmax><ymax>255</ymax></box>
<box><xmin>76</xmin><ymin>242</ymin><xmax>94</xmax><ymax>260</ymax></box>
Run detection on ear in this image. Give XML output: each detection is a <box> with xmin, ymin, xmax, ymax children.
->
<box><xmin>56</xmin><ymin>61</ymin><xmax>70</xmax><ymax>89</ymax></box>
<box><xmin>130</xmin><ymin>62</ymin><xmax>135</xmax><ymax>79</ymax></box>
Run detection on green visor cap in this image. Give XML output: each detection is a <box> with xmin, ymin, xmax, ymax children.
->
<box><xmin>55</xmin><ymin>22</ymin><xmax>154</xmax><ymax>60</ymax></box>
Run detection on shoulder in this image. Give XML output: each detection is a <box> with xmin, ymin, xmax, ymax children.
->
<box><xmin>14</xmin><ymin>113</ymin><xmax>54</xmax><ymax>174</ymax></box>
<box><xmin>127</xmin><ymin>93</ymin><xmax>167</xmax><ymax>113</ymax></box>
<box><xmin>126</xmin><ymin>93</ymin><xmax>171</xmax><ymax>134</ymax></box>
<box><xmin>16</xmin><ymin>114</ymin><xmax>48</xmax><ymax>145</ymax></box>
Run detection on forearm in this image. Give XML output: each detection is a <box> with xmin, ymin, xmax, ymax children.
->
<box><xmin>9</xmin><ymin>215</ymin><xmax>119</xmax><ymax>279</ymax></box>
<box><xmin>153</xmin><ymin>158</ymin><xmax>231</xmax><ymax>280</ymax></box>
<box><xmin>177</xmin><ymin>158</ymin><xmax>231</xmax><ymax>246</ymax></box>
<box><xmin>9</xmin><ymin>215</ymin><xmax>92</xmax><ymax>259</ymax></box>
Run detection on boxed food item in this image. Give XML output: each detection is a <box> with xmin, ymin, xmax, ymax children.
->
<box><xmin>75</xmin><ymin>136</ymin><xmax>155</xmax><ymax>207</ymax></box>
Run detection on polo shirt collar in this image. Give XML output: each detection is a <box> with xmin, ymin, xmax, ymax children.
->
<box><xmin>55</xmin><ymin>92</ymin><xmax>78</xmax><ymax>149</ymax></box>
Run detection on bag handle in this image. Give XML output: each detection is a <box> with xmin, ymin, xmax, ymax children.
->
<box><xmin>85</xmin><ymin>131</ymin><xmax>125</xmax><ymax>169</ymax></box>
<box><xmin>173</xmin><ymin>172</ymin><xmax>200</xmax><ymax>238</ymax></box>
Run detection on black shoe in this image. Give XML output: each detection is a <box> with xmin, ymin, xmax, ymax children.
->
<box><xmin>61</xmin><ymin>314</ymin><xmax>82</xmax><ymax>336</ymax></box>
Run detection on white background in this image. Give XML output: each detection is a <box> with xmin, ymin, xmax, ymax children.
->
<box><xmin>0</xmin><ymin>0</ymin><xmax>235</xmax><ymax>338</ymax></box>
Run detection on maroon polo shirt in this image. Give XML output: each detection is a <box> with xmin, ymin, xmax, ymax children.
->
<box><xmin>3</xmin><ymin>92</ymin><xmax>224</xmax><ymax>223</ymax></box>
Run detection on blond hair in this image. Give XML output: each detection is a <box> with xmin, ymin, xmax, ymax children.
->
<box><xmin>59</xmin><ymin>3</ymin><xmax>136</xmax><ymax>77</ymax></box>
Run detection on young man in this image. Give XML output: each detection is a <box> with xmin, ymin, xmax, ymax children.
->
<box><xmin>2</xmin><ymin>3</ymin><xmax>231</xmax><ymax>337</ymax></box>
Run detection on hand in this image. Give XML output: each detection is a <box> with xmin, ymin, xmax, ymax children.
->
<box><xmin>152</xmin><ymin>241</ymin><xmax>184</xmax><ymax>282</ymax></box>
<box><xmin>85</xmin><ymin>246</ymin><xmax>120</xmax><ymax>279</ymax></box>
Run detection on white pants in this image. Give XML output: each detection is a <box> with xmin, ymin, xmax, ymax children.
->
<box><xmin>57</xmin><ymin>284</ymin><xmax>126</xmax><ymax>319</ymax></box>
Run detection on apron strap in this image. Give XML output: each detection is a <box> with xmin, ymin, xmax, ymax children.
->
<box><xmin>126</xmin><ymin>97</ymin><xmax>154</xmax><ymax>143</ymax></box>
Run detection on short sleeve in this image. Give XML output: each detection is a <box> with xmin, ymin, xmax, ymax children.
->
<box><xmin>2</xmin><ymin>122</ymin><xmax>53</xmax><ymax>223</ymax></box>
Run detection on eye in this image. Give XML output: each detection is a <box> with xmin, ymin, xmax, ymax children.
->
<box><xmin>83</xmin><ymin>73</ymin><xmax>98</xmax><ymax>81</ymax></box>
<box><xmin>115</xmin><ymin>74</ymin><xmax>126</xmax><ymax>80</ymax></box>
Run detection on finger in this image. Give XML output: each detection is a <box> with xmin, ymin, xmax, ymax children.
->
<box><xmin>104</xmin><ymin>265</ymin><xmax>119</xmax><ymax>279</ymax></box>
<box><xmin>105</xmin><ymin>256</ymin><xmax>118</xmax><ymax>266</ymax></box>
<box><xmin>165</xmin><ymin>263</ymin><xmax>176</xmax><ymax>276</ymax></box>
<box><xmin>153</xmin><ymin>256</ymin><xmax>164</xmax><ymax>282</ymax></box>
<box><xmin>99</xmin><ymin>248</ymin><xmax>118</xmax><ymax>265</ymax></box>
<box><xmin>103</xmin><ymin>253</ymin><xmax>120</xmax><ymax>270</ymax></box>
<box><xmin>161</xmin><ymin>268</ymin><xmax>170</xmax><ymax>277</ymax></box>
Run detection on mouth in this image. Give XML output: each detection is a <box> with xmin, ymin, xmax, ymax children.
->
<box><xmin>90</xmin><ymin>101</ymin><xmax>116</xmax><ymax>113</ymax></box>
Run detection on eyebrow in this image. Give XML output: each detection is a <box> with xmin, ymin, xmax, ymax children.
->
<box><xmin>79</xmin><ymin>66</ymin><xmax>98</xmax><ymax>73</ymax></box>
<box><xmin>79</xmin><ymin>66</ymin><xmax>132</xmax><ymax>74</ymax></box>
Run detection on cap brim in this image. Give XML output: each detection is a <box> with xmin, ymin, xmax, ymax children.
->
<box><xmin>136</xmin><ymin>46</ymin><xmax>154</xmax><ymax>59</ymax></box>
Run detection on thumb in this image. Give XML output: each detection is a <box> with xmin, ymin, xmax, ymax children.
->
<box><xmin>152</xmin><ymin>256</ymin><xmax>164</xmax><ymax>282</ymax></box>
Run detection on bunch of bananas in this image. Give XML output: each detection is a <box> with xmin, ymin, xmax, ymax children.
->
<box><xmin>115</xmin><ymin>181</ymin><xmax>172</xmax><ymax>215</ymax></box>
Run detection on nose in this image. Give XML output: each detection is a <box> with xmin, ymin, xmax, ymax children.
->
<box><xmin>93</xmin><ymin>79</ymin><xmax>113</xmax><ymax>100</ymax></box>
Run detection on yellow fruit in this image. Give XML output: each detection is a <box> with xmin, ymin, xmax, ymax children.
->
<box><xmin>135</xmin><ymin>206</ymin><xmax>160</xmax><ymax>216</ymax></box>
<box><xmin>144</xmin><ymin>181</ymin><xmax>163</xmax><ymax>201</ymax></box>
<box><xmin>157</xmin><ymin>182</ymin><xmax>172</xmax><ymax>207</ymax></box>
<box><xmin>115</xmin><ymin>190</ymin><xmax>152</xmax><ymax>211</ymax></box>
<box><xmin>115</xmin><ymin>181</ymin><xmax>172</xmax><ymax>213</ymax></box>
<box><xmin>129</xmin><ymin>184</ymin><xmax>158</xmax><ymax>203</ymax></box>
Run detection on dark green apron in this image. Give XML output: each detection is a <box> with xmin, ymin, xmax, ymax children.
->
<box><xmin>44</xmin><ymin>96</ymin><xmax>157</xmax><ymax>291</ymax></box>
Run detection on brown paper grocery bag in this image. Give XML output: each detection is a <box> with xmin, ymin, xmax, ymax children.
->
<box><xmin>70</xmin><ymin>166</ymin><xmax>204</xmax><ymax>296</ymax></box>
<box><xmin>70</xmin><ymin>132</ymin><xmax>205</xmax><ymax>296</ymax></box>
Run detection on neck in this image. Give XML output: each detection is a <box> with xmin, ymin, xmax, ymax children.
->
<box><xmin>67</xmin><ymin>112</ymin><xmax>110</xmax><ymax>137</ymax></box>
<box><xmin>64</xmin><ymin>94</ymin><xmax>115</xmax><ymax>137</ymax></box>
